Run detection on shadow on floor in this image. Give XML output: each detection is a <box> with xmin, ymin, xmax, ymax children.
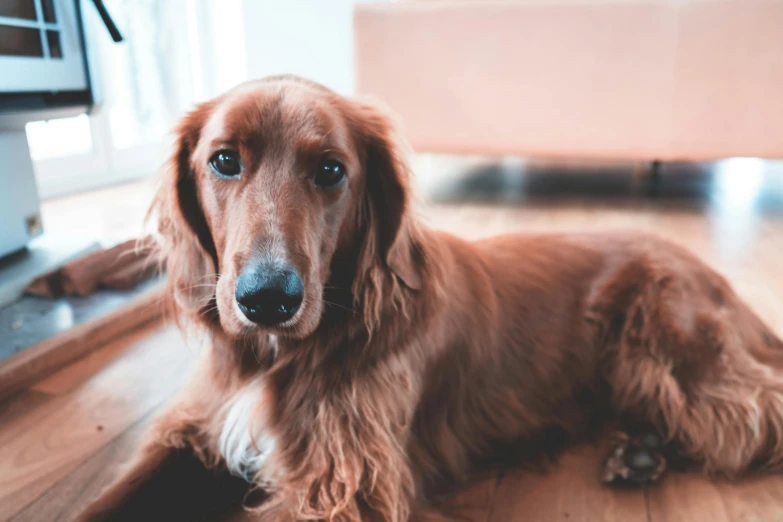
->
<box><xmin>425</xmin><ymin>157</ymin><xmax>783</xmax><ymax>216</ymax></box>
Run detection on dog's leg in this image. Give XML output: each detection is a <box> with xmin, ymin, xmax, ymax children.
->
<box><xmin>71</xmin><ymin>443</ymin><xmax>169</xmax><ymax>522</ymax></box>
<box><xmin>594</xmin><ymin>259</ymin><xmax>783</xmax><ymax>479</ymax></box>
<box><xmin>72</xmin><ymin>432</ymin><xmax>251</xmax><ymax>522</ymax></box>
<box><xmin>72</xmin><ymin>386</ymin><xmax>256</xmax><ymax>522</ymax></box>
<box><xmin>601</xmin><ymin>427</ymin><xmax>667</xmax><ymax>485</ymax></box>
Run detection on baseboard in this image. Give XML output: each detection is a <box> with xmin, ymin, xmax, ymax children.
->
<box><xmin>0</xmin><ymin>284</ymin><xmax>166</xmax><ymax>402</ymax></box>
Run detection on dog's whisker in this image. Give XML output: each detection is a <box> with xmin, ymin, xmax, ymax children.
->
<box><xmin>191</xmin><ymin>273</ymin><xmax>221</xmax><ymax>282</ymax></box>
<box><xmin>316</xmin><ymin>298</ymin><xmax>355</xmax><ymax>314</ymax></box>
<box><xmin>197</xmin><ymin>302</ymin><xmax>220</xmax><ymax>317</ymax></box>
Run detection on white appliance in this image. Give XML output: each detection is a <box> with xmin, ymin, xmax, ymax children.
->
<box><xmin>0</xmin><ymin>0</ymin><xmax>122</xmax><ymax>306</ymax></box>
<box><xmin>0</xmin><ymin>0</ymin><xmax>95</xmax><ymax>259</ymax></box>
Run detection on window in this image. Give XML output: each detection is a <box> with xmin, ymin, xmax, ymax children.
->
<box><xmin>26</xmin><ymin>0</ymin><xmax>246</xmax><ymax>199</ymax></box>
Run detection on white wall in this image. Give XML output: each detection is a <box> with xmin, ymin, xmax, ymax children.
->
<box><xmin>240</xmin><ymin>0</ymin><xmax>382</xmax><ymax>95</ymax></box>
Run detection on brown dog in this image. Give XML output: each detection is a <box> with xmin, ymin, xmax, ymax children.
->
<box><xmin>75</xmin><ymin>75</ymin><xmax>783</xmax><ymax>522</ymax></box>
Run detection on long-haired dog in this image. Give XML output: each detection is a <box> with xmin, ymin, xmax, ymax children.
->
<box><xmin>75</xmin><ymin>75</ymin><xmax>783</xmax><ymax>522</ymax></box>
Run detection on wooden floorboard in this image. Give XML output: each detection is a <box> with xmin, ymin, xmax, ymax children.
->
<box><xmin>9</xmin><ymin>410</ymin><xmax>157</xmax><ymax>522</ymax></box>
<box><xmin>487</xmin><ymin>447</ymin><xmax>650</xmax><ymax>522</ymax></box>
<box><xmin>31</xmin><ymin>321</ymin><xmax>159</xmax><ymax>396</ymax></box>
<box><xmin>434</xmin><ymin>474</ymin><xmax>503</xmax><ymax>522</ymax></box>
<box><xmin>0</xmin><ymin>389</ymin><xmax>53</xmax><ymax>423</ymax></box>
<box><xmin>711</xmin><ymin>477</ymin><xmax>783</xmax><ymax>522</ymax></box>
<box><xmin>647</xmin><ymin>472</ymin><xmax>783</xmax><ymax>522</ymax></box>
<box><xmin>0</xmin><ymin>324</ymin><xmax>194</xmax><ymax>521</ymax></box>
<box><xmin>0</xmin><ymin>285</ymin><xmax>165</xmax><ymax>402</ymax></box>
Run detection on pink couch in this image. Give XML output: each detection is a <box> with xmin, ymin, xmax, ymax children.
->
<box><xmin>354</xmin><ymin>0</ymin><xmax>783</xmax><ymax>161</ymax></box>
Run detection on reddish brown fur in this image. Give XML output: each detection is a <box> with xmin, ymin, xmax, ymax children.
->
<box><xmin>75</xmin><ymin>76</ymin><xmax>783</xmax><ymax>522</ymax></box>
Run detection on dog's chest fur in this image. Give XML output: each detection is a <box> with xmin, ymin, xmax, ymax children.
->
<box><xmin>217</xmin><ymin>376</ymin><xmax>277</xmax><ymax>483</ymax></box>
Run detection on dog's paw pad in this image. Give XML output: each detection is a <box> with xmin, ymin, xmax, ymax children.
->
<box><xmin>602</xmin><ymin>431</ymin><xmax>666</xmax><ymax>485</ymax></box>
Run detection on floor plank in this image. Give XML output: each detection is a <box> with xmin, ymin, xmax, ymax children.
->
<box><xmin>647</xmin><ymin>472</ymin><xmax>783</xmax><ymax>522</ymax></box>
<box><xmin>9</xmin><ymin>410</ymin><xmax>157</xmax><ymax>522</ymax></box>
<box><xmin>0</xmin><ymin>324</ymin><xmax>194</xmax><ymax>521</ymax></box>
<box><xmin>31</xmin><ymin>320</ymin><xmax>160</xmax><ymax>396</ymax></box>
<box><xmin>429</xmin><ymin>474</ymin><xmax>502</xmax><ymax>522</ymax></box>
<box><xmin>0</xmin><ymin>390</ymin><xmax>54</xmax><ymax>435</ymax></box>
<box><xmin>646</xmin><ymin>474</ymin><xmax>730</xmax><ymax>522</ymax></box>
<box><xmin>0</xmin><ymin>285</ymin><xmax>165</xmax><ymax>401</ymax></box>
<box><xmin>487</xmin><ymin>446</ymin><xmax>649</xmax><ymax>522</ymax></box>
<box><xmin>713</xmin><ymin>476</ymin><xmax>783</xmax><ymax>522</ymax></box>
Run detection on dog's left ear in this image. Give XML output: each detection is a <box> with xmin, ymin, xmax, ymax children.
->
<box><xmin>349</xmin><ymin>99</ymin><xmax>422</xmax><ymax>290</ymax></box>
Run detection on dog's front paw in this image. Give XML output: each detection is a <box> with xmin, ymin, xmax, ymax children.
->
<box><xmin>602</xmin><ymin>431</ymin><xmax>666</xmax><ymax>485</ymax></box>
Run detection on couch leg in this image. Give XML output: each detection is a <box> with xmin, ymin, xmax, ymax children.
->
<box><xmin>649</xmin><ymin>160</ymin><xmax>662</xmax><ymax>197</ymax></box>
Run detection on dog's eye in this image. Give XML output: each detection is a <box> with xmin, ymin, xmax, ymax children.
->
<box><xmin>314</xmin><ymin>159</ymin><xmax>346</xmax><ymax>188</ymax></box>
<box><xmin>209</xmin><ymin>150</ymin><xmax>242</xmax><ymax>177</ymax></box>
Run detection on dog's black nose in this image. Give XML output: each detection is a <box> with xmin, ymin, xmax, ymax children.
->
<box><xmin>235</xmin><ymin>267</ymin><xmax>304</xmax><ymax>325</ymax></box>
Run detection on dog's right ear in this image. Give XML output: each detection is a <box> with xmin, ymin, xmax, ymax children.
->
<box><xmin>152</xmin><ymin>102</ymin><xmax>219</xmax><ymax>321</ymax></box>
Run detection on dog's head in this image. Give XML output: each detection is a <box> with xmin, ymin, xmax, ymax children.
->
<box><xmin>154</xmin><ymin>75</ymin><xmax>421</xmax><ymax>340</ymax></box>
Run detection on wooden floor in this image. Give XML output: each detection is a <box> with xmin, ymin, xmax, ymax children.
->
<box><xmin>2</xmin><ymin>159</ymin><xmax>783</xmax><ymax>521</ymax></box>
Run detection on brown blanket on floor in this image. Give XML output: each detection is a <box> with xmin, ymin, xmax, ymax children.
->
<box><xmin>25</xmin><ymin>236</ymin><xmax>159</xmax><ymax>298</ymax></box>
